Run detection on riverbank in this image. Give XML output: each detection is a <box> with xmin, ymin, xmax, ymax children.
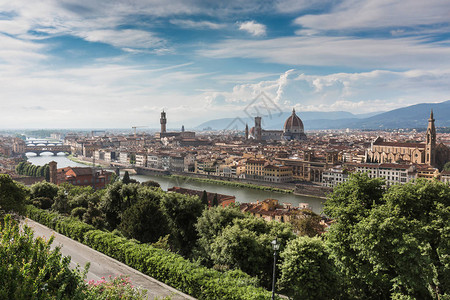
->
<box><xmin>67</xmin><ymin>154</ymin><xmax>105</xmax><ymax>168</ymax></box>
<box><xmin>166</xmin><ymin>174</ymin><xmax>293</xmax><ymax>194</ymax></box>
<box><xmin>66</xmin><ymin>155</ymin><xmax>330</xmax><ymax>199</ymax></box>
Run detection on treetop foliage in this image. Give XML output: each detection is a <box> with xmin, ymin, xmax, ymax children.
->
<box><xmin>0</xmin><ymin>174</ymin><xmax>27</xmax><ymax>216</ymax></box>
<box><xmin>324</xmin><ymin>174</ymin><xmax>450</xmax><ymax>299</ymax></box>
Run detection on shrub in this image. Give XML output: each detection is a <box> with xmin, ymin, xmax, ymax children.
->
<box><xmin>141</xmin><ymin>180</ymin><xmax>160</xmax><ymax>188</ymax></box>
<box><xmin>84</xmin><ymin>275</ymin><xmax>148</xmax><ymax>300</ymax></box>
<box><xmin>26</xmin><ymin>206</ymin><xmax>275</xmax><ymax>299</ymax></box>
<box><xmin>0</xmin><ymin>215</ymin><xmax>87</xmax><ymax>299</ymax></box>
<box><xmin>30</xmin><ymin>181</ymin><xmax>59</xmax><ymax>200</ymax></box>
<box><xmin>32</xmin><ymin>196</ymin><xmax>54</xmax><ymax>209</ymax></box>
<box><xmin>71</xmin><ymin>207</ymin><xmax>88</xmax><ymax>220</ymax></box>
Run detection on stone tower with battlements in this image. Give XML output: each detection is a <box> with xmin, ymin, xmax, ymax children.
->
<box><xmin>160</xmin><ymin>110</ymin><xmax>167</xmax><ymax>134</ymax></box>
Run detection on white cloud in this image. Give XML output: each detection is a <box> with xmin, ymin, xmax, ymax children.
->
<box><xmin>169</xmin><ymin>19</ymin><xmax>225</xmax><ymax>29</ymax></box>
<box><xmin>213</xmin><ymin>72</ymin><xmax>280</xmax><ymax>84</ymax></box>
<box><xmin>0</xmin><ymin>33</ymin><xmax>46</xmax><ymax>65</ymax></box>
<box><xmin>294</xmin><ymin>0</ymin><xmax>450</xmax><ymax>31</ymax></box>
<box><xmin>275</xmin><ymin>0</ymin><xmax>334</xmax><ymax>13</ymax></box>
<box><xmin>198</xmin><ymin>35</ymin><xmax>450</xmax><ymax>69</ymax></box>
<box><xmin>77</xmin><ymin>29</ymin><xmax>165</xmax><ymax>49</ymax></box>
<box><xmin>0</xmin><ymin>58</ymin><xmax>215</xmax><ymax>128</ymax></box>
<box><xmin>203</xmin><ymin>69</ymin><xmax>450</xmax><ymax>116</ymax></box>
<box><xmin>238</xmin><ymin>21</ymin><xmax>266</xmax><ymax>36</ymax></box>
<box><xmin>0</xmin><ymin>1</ymin><xmax>167</xmax><ymax>51</ymax></box>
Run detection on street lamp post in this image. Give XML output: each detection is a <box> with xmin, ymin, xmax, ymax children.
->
<box><xmin>271</xmin><ymin>238</ymin><xmax>280</xmax><ymax>300</ymax></box>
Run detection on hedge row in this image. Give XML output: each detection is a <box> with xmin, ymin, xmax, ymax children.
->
<box><xmin>26</xmin><ymin>206</ymin><xmax>275</xmax><ymax>299</ymax></box>
<box><xmin>168</xmin><ymin>175</ymin><xmax>293</xmax><ymax>194</ymax></box>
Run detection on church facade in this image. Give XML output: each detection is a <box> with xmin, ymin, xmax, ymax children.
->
<box><xmin>366</xmin><ymin>111</ymin><xmax>449</xmax><ymax>169</ymax></box>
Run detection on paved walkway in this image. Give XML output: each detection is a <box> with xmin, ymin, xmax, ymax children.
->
<box><xmin>23</xmin><ymin>218</ymin><xmax>196</xmax><ymax>300</ymax></box>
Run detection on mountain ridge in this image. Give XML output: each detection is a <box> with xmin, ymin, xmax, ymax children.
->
<box><xmin>196</xmin><ymin>100</ymin><xmax>450</xmax><ymax>130</ymax></box>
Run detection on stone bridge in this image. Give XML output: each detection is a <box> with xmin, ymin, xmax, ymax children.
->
<box><xmin>26</xmin><ymin>140</ymin><xmax>63</xmax><ymax>146</ymax></box>
<box><xmin>25</xmin><ymin>145</ymin><xmax>71</xmax><ymax>156</ymax></box>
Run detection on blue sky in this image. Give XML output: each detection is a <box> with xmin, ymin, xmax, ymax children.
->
<box><xmin>1</xmin><ymin>0</ymin><xmax>450</xmax><ymax>129</ymax></box>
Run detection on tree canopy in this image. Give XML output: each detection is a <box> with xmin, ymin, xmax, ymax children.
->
<box><xmin>324</xmin><ymin>173</ymin><xmax>450</xmax><ymax>299</ymax></box>
<box><xmin>119</xmin><ymin>197</ymin><xmax>169</xmax><ymax>243</ymax></box>
<box><xmin>0</xmin><ymin>215</ymin><xmax>88</xmax><ymax>299</ymax></box>
<box><xmin>278</xmin><ymin>236</ymin><xmax>338</xmax><ymax>300</ymax></box>
<box><xmin>443</xmin><ymin>161</ymin><xmax>450</xmax><ymax>171</ymax></box>
<box><xmin>0</xmin><ymin>174</ymin><xmax>27</xmax><ymax>216</ymax></box>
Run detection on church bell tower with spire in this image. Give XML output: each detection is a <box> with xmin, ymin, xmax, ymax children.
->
<box><xmin>425</xmin><ymin>110</ymin><xmax>436</xmax><ymax>166</ymax></box>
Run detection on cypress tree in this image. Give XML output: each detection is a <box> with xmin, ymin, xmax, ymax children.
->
<box><xmin>201</xmin><ymin>190</ymin><xmax>208</xmax><ymax>207</ymax></box>
<box><xmin>44</xmin><ymin>165</ymin><xmax>50</xmax><ymax>181</ymax></box>
<box><xmin>212</xmin><ymin>193</ymin><xmax>219</xmax><ymax>207</ymax></box>
<box><xmin>123</xmin><ymin>171</ymin><xmax>131</xmax><ymax>184</ymax></box>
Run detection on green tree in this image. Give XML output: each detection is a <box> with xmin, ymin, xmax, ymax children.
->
<box><xmin>141</xmin><ymin>180</ymin><xmax>160</xmax><ymax>188</ymax></box>
<box><xmin>210</xmin><ymin>225</ymin><xmax>266</xmax><ymax>275</ymax></box>
<box><xmin>15</xmin><ymin>161</ymin><xmax>25</xmax><ymax>174</ymax></box>
<box><xmin>100</xmin><ymin>182</ymin><xmax>141</xmax><ymax>230</ymax></box>
<box><xmin>119</xmin><ymin>198</ymin><xmax>169</xmax><ymax>243</ymax></box>
<box><xmin>30</xmin><ymin>164</ymin><xmax>38</xmax><ymax>177</ymax></box>
<box><xmin>52</xmin><ymin>188</ymin><xmax>71</xmax><ymax>214</ymax></box>
<box><xmin>209</xmin><ymin>216</ymin><xmax>295</xmax><ymax>287</ymax></box>
<box><xmin>200</xmin><ymin>190</ymin><xmax>208</xmax><ymax>206</ymax></box>
<box><xmin>43</xmin><ymin>164</ymin><xmax>50</xmax><ymax>181</ymax></box>
<box><xmin>443</xmin><ymin>161</ymin><xmax>450</xmax><ymax>171</ymax></box>
<box><xmin>212</xmin><ymin>193</ymin><xmax>219</xmax><ymax>207</ymax></box>
<box><xmin>23</xmin><ymin>163</ymin><xmax>31</xmax><ymax>176</ymax></box>
<box><xmin>325</xmin><ymin>175</ymin><xmax>450</xmax><ymax>299</ymax></box>
<box><xmin>30</xmin><ymin>181</ymin><xmax>59</xmax><ymax>200</ymax></box>
<box><xmin>323</xmin><ymin>173</ymin><xmax>386</xmax><ymax>298</ymax></box>
<box><xmin>195</xmin><ymin>206</ymin><xmax>246</xmax><ymax>265</ymax></box>
<box><xmin>0</xmin><ymin>174</ymin><xmax>27</xmax><ymax>215</ymax></box>
<box><xmin>71</xmin><ymin>207</ymin><xmax>87</xmax><ymax>220</ymax></box>
<box><xmin>160</xmin><ymin>192</ymin><xmax>204</xmax><ymax>256</ymax></box>
<box><xmin>122</xmin><ymin>171</ymin><xmax>138</xmax><ymax>184</ymax></box>
<box><xmin>278</xmin><ymin>236</ymin><xmax>339</xmax><ymax>300</ymax></box>
<box><xmin>83</xmin><ymin>202</ymin><xmax>106</xmax><ymax>229</ymax></box>
<box><xmin>289</xmin><ymin>209</ymin><xmax>324</xmax><ymax>237</ymax></box>
<box><xmin>122</xmin><ymin>171</ymin><xmax>131</xmax><ymax>184</ymax></box>
<box><xmin>32</xmin><ymin>197</ymin><xmax>53</xmax><ymax>209</ymax></box>
<box><xmin>0</xmin><ymin>215</ymin><xmax>88</xmax><ymax>299</ymax></box>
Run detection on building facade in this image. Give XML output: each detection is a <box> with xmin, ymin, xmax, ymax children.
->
<box><xmin>366</xmin><ymin>111</ymin><xmax>449</xmax><ymax>169</ymax></box>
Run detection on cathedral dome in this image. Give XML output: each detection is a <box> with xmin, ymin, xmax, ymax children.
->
<box><xmin>283</xmin><ymin>108</ymin><xmax>304</xmax><ymax>134</ymax></box>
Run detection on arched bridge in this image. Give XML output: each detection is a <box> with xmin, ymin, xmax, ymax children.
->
<box><xmin>25</xmin><ymin>145</ymin><xmax>71</xmax><ymax>156</ymax></box>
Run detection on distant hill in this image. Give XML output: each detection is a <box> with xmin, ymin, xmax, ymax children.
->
<box><xmin>196</xmin><ymin>111</ymin><xmax>383</xmax><ymax>130</ymax></box>
<box><xmin>196</xmin><ymin>100</ymin><xmax>449</xmax><ymax>130</ymax></box>
<box><xmin>343</xmin><ymin>100</ymin><xmax>450</xmax><ymax>129</ymax></box>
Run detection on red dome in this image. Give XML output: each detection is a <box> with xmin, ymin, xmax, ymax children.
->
<box><xmin>283</xmin><ymin>108</ymin><xmax>304</xmax><ymax>133</ymax></box>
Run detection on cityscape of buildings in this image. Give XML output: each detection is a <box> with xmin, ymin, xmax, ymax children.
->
<box><xmin>1</xmin><ymin>109</ymin><xmax>449</xmax><ymax>195</ymax></box>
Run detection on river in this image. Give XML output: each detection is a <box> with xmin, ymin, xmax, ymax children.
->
<box><xmin>26</xmin><ymin>154</ymin><xmax>325</xmax><ymax>214</ymax></box>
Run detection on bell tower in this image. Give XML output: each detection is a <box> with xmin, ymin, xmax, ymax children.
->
<box><xmin>425</xmin><ymin>110</ymin><xmax>436</xmax><ymax>166</ymax></box>
<box><xmin>254</xmin><ymin>117</ymin><xmax>262</xmax><ymax>141</ymax></box>
<box><xmin>245</xmin><ymin>123</ymin><xmax>249</xmax><ymax>141</ymax></box>
<box><xmin>160</xmin><ymin>110</ymin><xmax>167</xmax><ymax>134</ymax></box>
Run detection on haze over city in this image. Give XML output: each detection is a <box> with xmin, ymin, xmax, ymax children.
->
<box><xmin>1</xmin><ymin>0</ymin><xmax>450</xmax><ymax>128</ymax></box>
